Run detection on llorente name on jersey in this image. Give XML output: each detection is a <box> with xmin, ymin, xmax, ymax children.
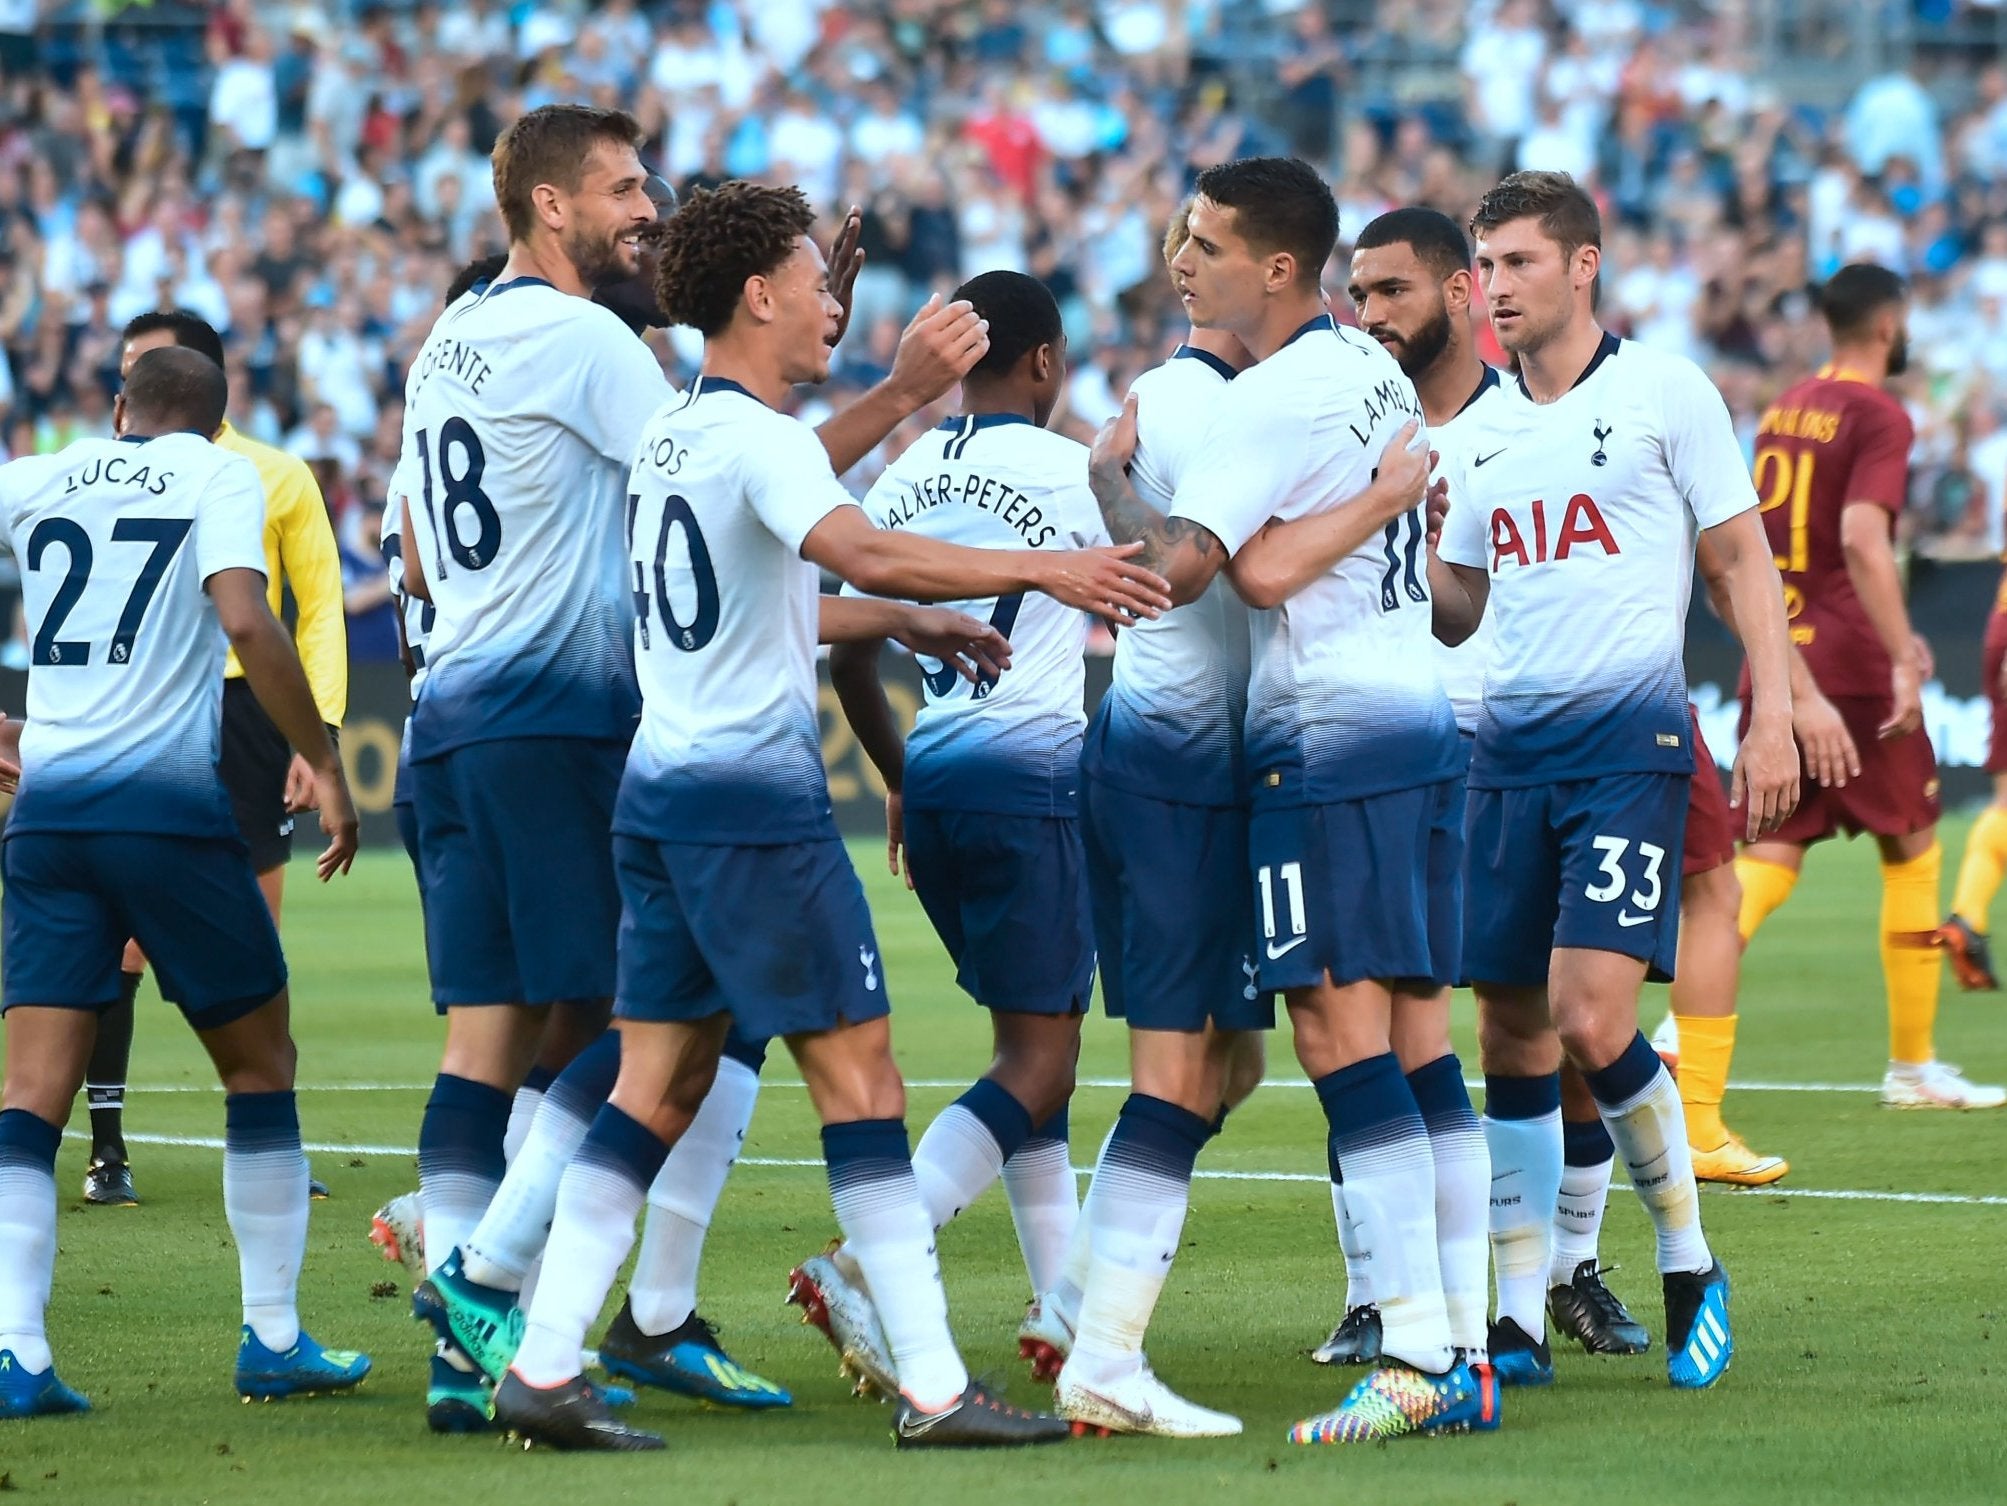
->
<box><xmin>880</xmin><ymin>470</ymin><xmax>1060</xmax><ymax>547</ymax></box>
<box><xmin>63</xmin><ymin>454</ymin><xmax>175</xmax><ymax>495</ymax></box>
<box><xmin>418</xmin><ymin>336</ymin><xmax>495</xmax><ymax>395</ymax></box>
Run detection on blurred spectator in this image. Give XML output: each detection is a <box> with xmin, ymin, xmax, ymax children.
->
<box><xmin>341</xmin><ymin>498</ymin><xmax>400</xmax><ymax>663</ymax></box>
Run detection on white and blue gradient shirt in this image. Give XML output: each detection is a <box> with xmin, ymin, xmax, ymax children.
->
<box><xmin>1428</xmin><ymin>366</ymin><xmax>1509</xmax><ymax>735</ymax></box>
<box><xmin>615</xmin><ymin>377</ymin><xmax>857</xmax><ymax>845</ymax></box>
<box><xmin>1436</xmin><ymin>333</ymin><xmax>1759</xmax><ymax>788</ymax></box>
<box><xmin>853</xmin><ymin>413</ymin><xmax>1105</xmax><ymax>816</ymax></box>
<box><xmin>1172</xmin><ymin>314</ymin><xmax>1461</xmax><ymax>808</ymax></box>
<box><xmin>379</xmin><ymin>465</ymin><xmax>432</xmax><ymax>698</ymax></box>
<box><xmin>1079</xmin><ymin>345</ymin><xmax>1256</xmax><ymax>810</ymax></box>
<box><xmin>398</xmin><ymin>277</ymin><xmax>672</xmax><ymax>759</ymax></box>
<box><xmin>0</xmin><ymin>431</ymin><xmax>267</xmax><ymax>836</ymax></box>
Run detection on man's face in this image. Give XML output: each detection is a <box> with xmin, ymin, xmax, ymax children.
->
<box><xmin>1474</xmin><ymin>216</ymin><xmax>1587</xmax><ymax>357</ymax></box>
<box><xmin>555</xmin><ymin>141</ymin><xmax>656</xmax><ymax>290</ymax></box>
<box><xmin>1349</xmin><ymin>241</ymin><xmax>1457</xmax><ymax>379</ymax></box>
<box><xmin>1168</xmin><ymin>196</ymin><xmax>1273</xmax><ymax>336</ymax></box>
<box><xmin>119</xmin><ymin>327</ymin><xmax>177</xmax><ymax>380</ymax></box>
<box><xmin>767</xmin><ymin>237</ymin><xmax>844</xmax><ymax>386</ymax></box>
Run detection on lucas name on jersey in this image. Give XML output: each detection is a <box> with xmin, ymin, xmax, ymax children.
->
<box><xmin>59</xmin><ymin>450</ymin><xmax>178</xmax><ymax>497</ymax></box>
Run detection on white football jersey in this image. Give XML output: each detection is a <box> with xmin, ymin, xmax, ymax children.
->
<box><xmin>379</xmin><ymin>462</ymin><xmax>432</xmax><ymax>698</ymax></box>
<box><xmin>1173</xmin><ymin>314</ymin><xmax>1460</xmax><ymax>807</ymax></box>
<box><xmin>0</xmin><ymin>432</ymin><xmax>266</xmax><ymax>835</ymax></box>
<box><xmin>1428</xmin><ymin>366</ymin><xmax>1509</xmax><ymax>735</ymax></box>
<box><xmin>1079</xmin><ymin>346</ymin><xmax>1255</xmax><ymax>809</ymax></box>
<box><xmin>854</xmin><ymin>414</ymin><xmax>1106</xmax><ymax>815</ymax></box>
<box><xmin>616</xmin><ymin>376</ymin><xmax>857</xmax><ymax>844</ymax></box>
<box><xmin>398</xmin><ymin>276</ymin><xmax>672</xmax><ymax>759</ymax></box>
<box><xmin>1437</xmin><ymin>333</ymin><xmax>1758</xmax><ymax>787</ymax></box>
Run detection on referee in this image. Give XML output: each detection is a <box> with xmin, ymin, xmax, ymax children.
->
<box><xmin>80</xmin><ymin>310</ymin><xmax>348</xmax><ymax>1206</ymax></box>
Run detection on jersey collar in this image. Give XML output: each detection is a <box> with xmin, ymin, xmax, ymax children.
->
<box><xmin>1817</xmin><ymin>364</ymin><xmax>1877</xmax><ymax>386</ymax></box>
<box><xmin>1281</xmin><ymin>312</ymin><xmax>1337</xmax><ymax>348</ymax></box>
<box><xmin>481</xmin><ymin>275</ymin><xmax>553</xmax><ymax>298</ymax></box>
<box><xmin>1172</xmin><ymin>344</ymin><xmax>1239</xmax><ymax>381</ymax></box>
<box><xmin>1517</xmin><ymin>329</ymin><xmax>1621</xmax><ymax>400</ymax></box>
<box><xmin>933</xmin><ymin>412</ymin><xmax>1036</xmax><ymax>432</ymax></box>
<box><xmin>689</xmin><ymin>374</ymin><xmax>767</xmax><ymax>407</ymax></box>
<box><xmin>1455</xmin><ymin>365</ymin><xmax>1502</xmax><ymax>418</ymax></box>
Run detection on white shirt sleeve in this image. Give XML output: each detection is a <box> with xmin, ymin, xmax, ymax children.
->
<box><xmin>570</xmin><ymin>315</ymin><xmax>677</xmax><ymax>466</ymax></box>
<box><xmin>1657</xmin><ymin>355</ymin><xmax>1760</xmax><ymax>529</ymax></box>
<box><xmin>1168</xmin><ymin>384</ymin><xmax>1307</xmax><ymax>556</ymax></box>
<box><xmin>746</xmin><ymin>417</ymin><xmax>864</xmax><ymax>556</ymax></box>
<box><xmin>1435</xmin><ymin>443</ymin><xmax>1488</xmax><ymax>571</ymax></box>
<box><xmin>195</xmin><ymin>451</ymin><xmax>272</xmax><ymax>584</ymax></box>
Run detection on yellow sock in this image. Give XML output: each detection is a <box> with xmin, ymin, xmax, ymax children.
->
<box><xmin>1882</xmin><ymin>843</ymin><xmax>1944</xmax><ymax>1065</ymax></box>
<box><xmin>1950</xmin><ymin>806</ymin><xmax>2007</xmax><ymax>933</ymax></box>
<box><xmin>1671</xmin><ymin>1011</ymin><xmax>1737</xmax><ymax>1150</ymax></box>
<box><xmin>1734</xmin><ymin>856</ymin><xmax>1799</xmax><ymax>943</ymax></box>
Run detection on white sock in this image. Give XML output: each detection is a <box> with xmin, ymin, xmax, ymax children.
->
<box><xmin>825</xmin><ymin>1120</ymin><xmax>968</xmax><ymax>1410</ymax></box>
<box><xmin>1593</xmin><ymin>1059</ymin><xmax>1712</xmax><ymax>1275</ymax></box>
<box><xmin>0</xmin><ymin>1111</ymin><xmax>60</xmax><ymax>1372</ymax></box>
<box><xmin>910</xmin><ymin>1102</ymin><xmax>1008</xmax><ymax>1229</ymax></box>
<box><xmin>512</xmin><ymin>1107</ymin><xmax>668</xmax><ymax>1389</ymax></box>
<box><xmin>1330</xmin><ymin>1177</ymin><xmax>1374</xmax><ymax>1308</ymax></box>
<box><xmin>1408</xmin><ymin>1057</ymin><xmax>1490</xmax><ymax>1361</ymax></box>
<box><xmin>1046</xmin><ymin>1125</ymin><xmax>1113</xmax><ymax>1327</ymax></box>
<box><xmin>1066</xmin><ymin>1096</ymin><xmax>1209</xmax><ymax>1386</ymax></box>
<box><xmin>1482</xmin><ymin>1077</ymin><xmax>1563</xmax><ymax>1342</ymax></box>
<box><xmin>1553</xmin><ymin>1155</ymin><xmax>1613</xmax><ymax>1283</ymax></box>
<box><xmin>224</xmin><ymin>1093</ymin><xmax>308</xmax><ymax>1352</ymax></box>
<box><xmin>503</xmin><ymin>1076</ymin><xmax>550</xmax><ymax>1165</ymax></box>
<box><xmin>1002</xmin><ymin>1125</ymin><xmax>1078</xmax><ymax>1295</ymax></box>
<box><xmin>629</xmin><ymin>1055</ymin><xmax>760</xmax><ymax>1334</ymax></box>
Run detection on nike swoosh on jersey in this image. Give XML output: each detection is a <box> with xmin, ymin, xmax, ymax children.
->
<box><xmin>1265</xmin><ymin>936</ymin><xmax>1309</xmax><ymax>960</ymax></box>
<box><xmin>1616</xmin><ymin>911</ymin><xmax>1653</xmax><ymax>927</ymax></box>
<box><xmin>1473</xmin><ymin>449</ymin><xmax>1509</xmax><ymax>466</ymax></box>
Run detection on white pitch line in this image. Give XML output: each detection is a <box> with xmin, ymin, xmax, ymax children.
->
<box><xmin>64</xmin><ymin>1134</ymin><xmax>2007</xmax><ymax>1209</ymax></box>
<box><xmin>120</xmin><ymin>1076</ymin><xmax>1896</xmax><ymax>1095</ymax></box>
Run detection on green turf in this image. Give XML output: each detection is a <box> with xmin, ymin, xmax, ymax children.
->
<box><xmin>4</xmin><ymin>824</ymin><xmax>2006</xmax><ymax>1505</ymax></box>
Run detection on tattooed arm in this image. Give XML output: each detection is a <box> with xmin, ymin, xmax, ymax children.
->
<box><xmin>1088</xmin><ymin>393</ymin><xmax>1230</xmax><ymax>607</ymax></box>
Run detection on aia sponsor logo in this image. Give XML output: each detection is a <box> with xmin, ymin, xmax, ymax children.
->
<box><xmin>1489</xmin><ymin>494</ymin><xmax>1619</xmax><ymax>571</ymax></box>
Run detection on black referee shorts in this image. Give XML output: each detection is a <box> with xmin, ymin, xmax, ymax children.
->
<box><xmin>220</xmin><ymin>678</ymin><xmax>295</xmax><ymax>874</ymax></box>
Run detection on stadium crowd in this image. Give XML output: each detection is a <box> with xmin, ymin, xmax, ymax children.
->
<box><xmin>5</xmin><ymin>0</ymin><xmax>2007</xmax><ymax>671</ymax></box>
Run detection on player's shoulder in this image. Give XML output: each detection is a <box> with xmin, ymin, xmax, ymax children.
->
<box><xmin>1131</xmin><ymin>349</ymin><xmax>1234</xmax><ymax>405</ymax></box>
<box><xmin>1006</xmin><ymin>418</ymin><xmax>1089</xmax><ymax>471</ymax></box>
<box><xmin>216</xmin><ymin>422</ymin><xmax>313</xmax><ymax>492</ymax></box>
<box><xmin>1609</xmin><ymin>335</ymin><xmax>1711</xmax><ymax>393</ymax></box>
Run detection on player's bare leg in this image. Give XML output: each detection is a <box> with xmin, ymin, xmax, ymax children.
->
<box><xmin>1670</xmin><ymin>861</ymin><xmax>1788</xmax><ymax>1184</ymax></box>
<box><xmin>1474</xmin><ymin>982</ymin><xmax>1563</xmax><ymax>1383</ymax></box>
<box><xmin>1942</xmin><ymin>770</ymin><xmax>2007</xmax><ymax>989</ymax></box>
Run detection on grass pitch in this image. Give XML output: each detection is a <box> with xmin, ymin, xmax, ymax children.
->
<box><xmin>2</xmin><ymin>825</ymin><xmax>2005</xmax><ymax>1505</ymax></box>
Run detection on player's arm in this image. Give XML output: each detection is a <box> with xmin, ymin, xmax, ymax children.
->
<box><xmin>1697</xmin><ymin>531</ymin><xmax>1860</xmax><ymax>789</ymax></box>
<box><xmin>803</xmin><ymin>506</ymin><xmax>1168</xmax><ymax>626</ymax></box>
<box><xmin>1426</xmin><ymin>450</ymin><xmax>1489</xmax><ymax>644</ymax></box>
<box><xmin>209</xmin><ymin>567</ymin><xmax>358</xmax><ymax>880</ymax></box>
<box><xmin>1841</xmin><ymin>501</ymin><xmax>1924</xmax><ymax>739</ymax></box>
<box><xmin>815</xmin><ymin>296</ymin><xmax>989</xmax><ymax>475</ymax></box>
<box><xmin>1087</xmin><ymin>393</ymin><xmax>1229</xmax><ymax>605</ymax></box>
<box><xmin>1700</xmin><ymin>507</ymin><xmax>1798</xmax><ymax>836</ymax></box>
<box><xmin>1222</xmin><ymin>421</ymin><xmax>1432</xmax><ymax>609</ymax></box>
<box><xmin>0</xmin><ymin>710</ymin><xmax>19</xmax><ymax>795</ymax></box>
<box><xmin>826</xmin><ymin>616</ymin><xmax>912</xmax><ymax>891</ymax></box>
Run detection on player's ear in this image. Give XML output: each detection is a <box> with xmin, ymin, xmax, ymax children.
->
<box><xmin>1574</xmin><ymin>243</ymin><xmax>1602</xmax><ymax>289</ymax></box>
<box><xmin>530</xmin><ymin>181</ymin><xmax>565</xmax><ymax>234</ymax></box>
<box><xmin>1030</xmin><ymin>341</ymin><xmax>1054</xmax><ymax>384</ymax></box>
<box><xmin>112</xmin><ymin>391</ymin><xmax>127</xmax><ymax>437</ymax></box>
<box><xmin>743</xmin><ymin>273</ymin><xmax>775</xmax><ymax>325</ymax></box>
<box><xmin>1445</xmin><ymin>269</ymin><xmax>1473</xmax><ymax>314</ymax></box>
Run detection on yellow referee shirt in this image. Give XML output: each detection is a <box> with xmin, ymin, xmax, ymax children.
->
<box><xmin>216</xmin><ymin>421</ymin><xmax>348</xmax><ymax>725</ymax></box>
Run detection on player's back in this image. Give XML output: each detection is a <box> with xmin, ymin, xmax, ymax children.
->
<box><xmin>0</xmin><ymin>432</ymin><xmax>266</xmax><ymax>835</ymax></box>
<box><xmin>617</xmin><ymin>376</ymin><xmax>853</xmax><ymax>845</ymax></box>
<box><xmin>1083</xmin><ymin>348</ymin><xmax>1254</xmax><ymax>808</ymax></box>
<box><xmin>860</xmin><ymin>415</ymin><xmax>1104</xmax><ymax>814</ymax></box>
<box><xmin>399</xmin><ymin>277</ymin><xmax>672</xmax><ymax>757</ymax></box>
<box><xmin>1749</xmin><ymin>370</ymin><xmax>1913</xmax><ymax>699</ymax></box>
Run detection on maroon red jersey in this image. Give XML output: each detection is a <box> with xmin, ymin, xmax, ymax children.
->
<box><xmin>1739</xmin><ymin>370</ymin><xmax>1913</xmax><ymax>701</ymax></box>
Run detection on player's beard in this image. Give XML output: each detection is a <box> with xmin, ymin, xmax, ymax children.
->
<box><xmin>1887</xmin><ymin>327</ymin><xmax>1909</xmax><ymax>377</ymax></box>
<box><xmin>564</xmin><ymin>221</ymin><xmax>637</xmax><ymax>292</ymax></box>
<box><xmin>1387</xmin><ymin>300</ymin><xmax>1453</xmax><ymax>379</ymax></box>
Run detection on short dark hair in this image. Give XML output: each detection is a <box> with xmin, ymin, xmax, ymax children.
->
<box><xmin>952</xmin><ymin>270</ymin><xmax>1063</xmax><ymax>379</ymax></box>
<box><xmin>123</xmin><ymin>345</ymin><xmax>228</xmax><ymax>435</ymax></box>
<box><xmin>1191</xmin><ymin>156</ymin><xmax>1339</xmax><ymax>284</ymax></box>
<box><xmin>654</xmin><ymin>181</ymin><xmax>814</xmax><ymax>338</ymax></box>
<box><xmin>1353</xmin><ymin>207</ymin><xmax>1471</xmax><ymax>282</ymax></box>
<box><xmin>1470</xmin><ymin>171</ymin><xmax>1602</xmax><ymax>258</ymax></box>
<box><xmin>491</xmin><ymin>104</ymin><xmax>644</xmax><ymax>243</ymax></box>
<box><xmin>446</xmin><ymin>253</ymin><xmax>509</xmax><ymax>306</ymax></box>
<box><xmin>1818</xmin><ymin>262</ymin><xmax>1908</xmax><ymax>339</ymax></box>
<box><xmin>121</xmin><ymin>309</ymin><xmax>226</xmax><ymax>369</ymax></box>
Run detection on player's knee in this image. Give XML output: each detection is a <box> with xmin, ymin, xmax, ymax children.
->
<box><xmin>1683</xmin><ymin>860</ymin><xmax>1742</xmax><ymax>922</ymax></box>
<box><xmin>1475</xmin><ymin>988</ymin><xmax>1549</xmax><ymax>1073</ymax></box>
<box><xmin>1550</xmin><ymin>999</ymin><xmax>1627</xmax><ymax>1074</ymax></box>
<box><xmin>1218</xmin><ymin>1033</ymin><xmax>1266</xmax><ymax>1109</ymax></box>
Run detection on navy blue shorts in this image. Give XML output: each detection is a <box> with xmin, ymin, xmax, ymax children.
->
<box><xmin>2</xmin><ymin>832</ymin><xmax>286</xmax><ymax>1029</ymax></box>
<box><xmin>1248</xmin><ymin>779</ymin><xmax>1464</xmax><ymax>993</ymax></box>
<box><xmin>411</xmin><ymin>737</ymin><xmax>625</xmax><ymax>1010</ymax></box>
<box><xmin>1463</xmin><ymin>773</ymin><xmax>1688</xmax><ymax>988</ymax></box>
<box><xmin>613</xmin><ymin>834</ymin><xmax>891</xmax><ymax>1040</ymax></box>
<box><xmin>903</xmin><ymin>808</ymin><xmax>1093</xmax><ymax>1016</ymax></box>
<box><xmin>1081</xmin><ymin>771</ymin><xmax>1274</xmax><ymax>1033</ymax></box>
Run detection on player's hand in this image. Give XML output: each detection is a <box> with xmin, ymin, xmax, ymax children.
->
<box><xmin>312</xmin><ymin>765</ymin><xmax>360</xmax><ymax>880</ymax></box>
<box><xmin>891</xmin><ymin>604</ymin><xmax>1013</xmax><ymax>684</ymax></box>
<box><xmin>885</xmin><ymin>789</ymin><xmax>913</xmax><ymax>891</ymax></box>
<box><xmin>825</xmin><ymin>204</ymin><xmax>866</xmax><ymax>349</ymax></box>
<box><xmin>1091</xmin><ymin>393</ymin><xmax>1140</xmax><ymax>480</ymax></box>
<box><xmin>1879</xmin><ymin>660</ymin><xmax>1923</xmax><ymax>741</ymax></box>
<box><xmin>1793</xmin><ymin>688</ymin><xmax>1860</xmax><ymax>789</ymax></box>
<box><xmin>1730</xmin><ymin>713</ymin><xmax>1800</xmax><ymax>841</ymax></box>
<box><xmin>886</xmin><ymin>293</ymin><xmax>988</xmax><ymax>410</ymax></box>
<box><xmin>1423</xmin><ymin>468</ymin><xmax>1448</xmax><ymax>547</ymax></box>
<box><xmin>283</xmin><ymin>752</ymin><xmax>319</xmax><ymax>813</ymax></box>
<box><xmin>1035</xmin><ymin>542</ymin><xmax>1172</xmax><ymax>626</ymax></box>
<box><xmin>1368</xmin><ymin>420</ymin><xmax>1430</xmax><ymax>522</ymax></box>
<box><xmin>1912</xmin><ymin>631</ymin><xmax>1935</xmax><ymax>682</ymax></box>
<box><xmin>0</xmin><ymin>712</ymin><xmax>20</xmax><ymax>795</ymax></box>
